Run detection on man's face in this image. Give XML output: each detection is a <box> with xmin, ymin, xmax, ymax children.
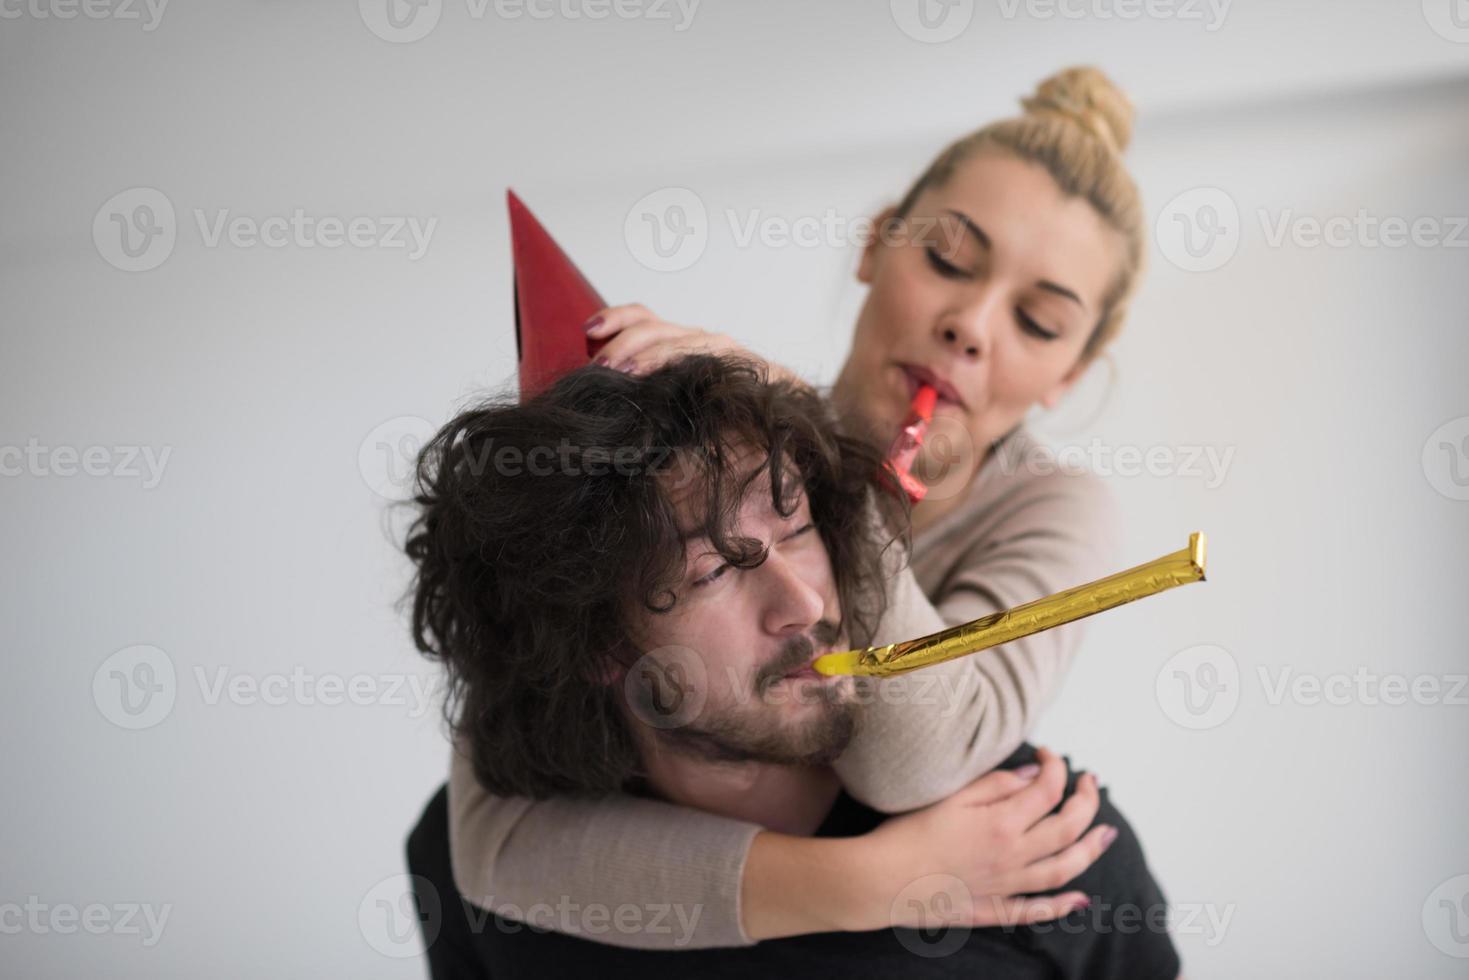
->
<box><xmin>620</xmin><ymin>443</ymin><xmax>858</xmax><ymax>767</ymax></box>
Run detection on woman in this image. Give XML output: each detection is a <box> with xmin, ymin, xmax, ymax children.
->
<box><xmin>443</xmin><ymin>65</ymin><xmax>1164</xmax><ymax>962</ymax></box>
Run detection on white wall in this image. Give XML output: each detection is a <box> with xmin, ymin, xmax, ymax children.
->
<box><xmin>2</xmin><ymin>2</ymin><xmax>1467</xmax><ymax>976</ymax></box>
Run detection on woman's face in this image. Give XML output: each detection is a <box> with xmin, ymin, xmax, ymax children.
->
<box><xmin>835</xmin><ymin>151</ymin><xmax>1123</xmax><ymax>474</ymax></box>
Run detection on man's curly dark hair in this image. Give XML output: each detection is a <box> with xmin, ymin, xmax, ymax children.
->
<box><xmin>404</xmin><ymin>353</ymin><xmax>904</xmax><ymax>799</ymax></box>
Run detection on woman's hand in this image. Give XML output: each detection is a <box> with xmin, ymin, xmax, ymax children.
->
<box><xmin>860</xmin><ymin>746</ymin><xmax>1115</xmax><ymax>931</ymax></box>
<box><xmin>585</xmin><ymin>304</ymin><xmax>803</xmax><ymax>387</ymax></box>
<box><xmin>739</xmin><ymin>746</ymin><xmax>1115</xmax><ymax>941</ymax></box>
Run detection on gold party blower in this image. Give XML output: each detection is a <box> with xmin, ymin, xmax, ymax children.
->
<box><xmin>813</xmin><ymin>531</ymin><xmax>1209</xmax><ymax>679</ymax></box>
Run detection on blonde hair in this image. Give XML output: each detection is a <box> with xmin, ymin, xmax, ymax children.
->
<box><xmin>894</xmin><ymin>66</ymin><xmax>1144</xmax><ymax>364</ymax></box>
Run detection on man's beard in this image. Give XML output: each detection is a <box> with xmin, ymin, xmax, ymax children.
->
<box><xmin>656</xmin><ymin>619</ymin><xmax>857</xmax><ymax>767</ymax></box>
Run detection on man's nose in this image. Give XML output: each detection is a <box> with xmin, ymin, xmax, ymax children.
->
<box><xmin>756</xmin><ymin>549</ymin><xmax>827</xmax><ymax>638</ymax></box>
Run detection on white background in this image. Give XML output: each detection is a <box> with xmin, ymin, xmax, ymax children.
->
<box><xmin>2</xmin><ymin>1</ymin><xmax>1468</xmax><ymax>976</ymax></box>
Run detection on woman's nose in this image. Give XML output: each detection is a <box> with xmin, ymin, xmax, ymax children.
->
<box><xmin>935</xmin><ymin>291</ymin><xmax>1001</xmax><ymax>361</ymax></box>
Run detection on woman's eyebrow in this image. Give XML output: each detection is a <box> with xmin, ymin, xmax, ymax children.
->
<box><xmin>943</xmin><ymin>209</ymin><xmax>991</xmax><ymax>250</ymax></box>
<box><xmin>943</xmin><ymin>208</ymin><xmax>1088</xmax><ymax>312</ymax></box>
<box><xmin>1037</xmin><ymin>280</ymin><xmax>1087</xmax><ymax>311</ymax></box>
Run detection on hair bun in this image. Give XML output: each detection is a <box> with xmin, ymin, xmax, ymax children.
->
<box><xmin>1021</xmin><ymin>66</ymin><xmax>1134</xmax><ymax>155</ymax></box>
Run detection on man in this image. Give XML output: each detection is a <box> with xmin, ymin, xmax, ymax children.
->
<box><xmin>403</xmin><ymin>353</ymin><xmax>1179</xmax><ymax>978</ymax></box>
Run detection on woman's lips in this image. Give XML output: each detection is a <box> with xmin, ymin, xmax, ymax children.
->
<box><xmin>898</xmin><ymin>363</ymin><xmax>964</xmax><ymax>408</ymax></box>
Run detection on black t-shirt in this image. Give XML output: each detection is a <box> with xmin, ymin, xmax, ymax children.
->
<box><xmin>408</xmin><ymin>745</ymin><xmax>1181</xmax><ymax>980</ymax></box>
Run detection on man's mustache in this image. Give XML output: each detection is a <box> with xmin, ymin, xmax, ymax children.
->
<box><xmin>756</xmin><ymin>619</ymin><xmax>842</xmax><ymax>688</ymax></box>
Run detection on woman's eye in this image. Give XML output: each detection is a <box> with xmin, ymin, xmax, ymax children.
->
<box><xmin>925</xmin><ymin>248</ymin><xmax>968</xmax><ymax>279</ymax></box>
<box><xmin>1017</xmin><ymin>309</ymin><xmax>1060</xmax><ymax>341</ymax></box>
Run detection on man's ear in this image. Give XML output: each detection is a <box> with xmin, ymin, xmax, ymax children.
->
<box><xmin>1038</xmin><ymin>355</ymin><xmax>1091</xmax><ymax>411</ymax></box>
<box><xmin>857</xmin><ymin>206</ymin><xmax>899</xmax><ymax>285</ymax></box>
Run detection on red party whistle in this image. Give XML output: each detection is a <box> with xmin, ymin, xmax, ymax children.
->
<box><xmin>881</xmin><ymin>384</ymin><xmax>938</xmax><ymax>503</ymax></box>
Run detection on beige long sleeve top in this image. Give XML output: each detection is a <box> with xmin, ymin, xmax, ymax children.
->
<box><xmin>446</xmin><ymin>426</ymin><xmax>1122</xmax><ymax>948</ymax></box>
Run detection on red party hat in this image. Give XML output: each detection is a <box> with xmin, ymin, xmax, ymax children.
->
<box><xmin>508</xmin><ymin>190</ymin><xmax>608</xmax><ymax>401</ymax></box>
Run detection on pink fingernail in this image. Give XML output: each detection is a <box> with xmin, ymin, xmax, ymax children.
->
<box><xmin>584</xmin><ymin>316</ymin><xmax>604</xmax><ymax>333</ymax></box>
<box><xmin>593</xmin><ymin>355</ymin><xmax>610</xmax><ymax>367</ymax></box>
<box><xmin>1014</xmin><ymin>763</ymin><xmax>1041</xmax><ymax>780</ymax></box>
<box><xmin>1100</xmin><ymin>825</ymin><xmax>1119</xmax><ymax>849</ymax></box>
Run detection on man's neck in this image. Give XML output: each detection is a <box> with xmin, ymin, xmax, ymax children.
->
<box><xmin>638</xmin><ymin>739</ymin><xmax>843</xmax><ymax>836</ymax></box>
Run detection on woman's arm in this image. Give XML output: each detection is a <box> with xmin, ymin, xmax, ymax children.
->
<box><xmin>834</xmin><ymin>466</ymin><xmax>1123</xmax><ymax>812</ymax></box>
<box><xmin>449</xmin><ymin>740</ymin><xmax>1108</xmax><ymax>949</ymax></box>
